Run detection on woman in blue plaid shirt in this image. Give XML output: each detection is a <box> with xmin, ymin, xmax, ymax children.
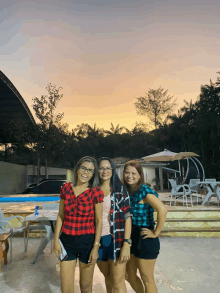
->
<box><xmin>123</xmin><ymin>160</ymin><xmax>167</xmax><ymax>293</ymax></box>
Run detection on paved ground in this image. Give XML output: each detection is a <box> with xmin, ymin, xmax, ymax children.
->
<box><xmin>0</xmin><ymin>237</ymin><xmax>220</xmax><ymax>293</ymax></box>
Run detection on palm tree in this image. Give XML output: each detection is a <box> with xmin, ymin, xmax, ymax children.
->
<box><xmin>104</xmin><ymin>123</ymin><xmax>129</xmax><ymax>158</ymax></box>
<box><xmin>105</xmin><ymin>123</ymin><xmax>129</xmax><ymax>135</ymax></box>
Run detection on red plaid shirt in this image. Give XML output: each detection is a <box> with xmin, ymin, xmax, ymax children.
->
<box><xmin>60</xmin><ymin>182</ymin><xmax>104</xmax><ymax>236</ymax></box>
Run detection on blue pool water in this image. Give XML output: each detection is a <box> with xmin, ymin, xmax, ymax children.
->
<box><xmin>0</xmin><ymin>196</ymin><xmax>60</xmax><ymax>203</ymax></box>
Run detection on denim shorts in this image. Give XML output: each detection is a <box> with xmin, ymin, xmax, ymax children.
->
<box><xmin>130</xmin><ymin>225</ymin><xmax>160</xmax><ymax>259</ymax></box>
<box><xmin>97</xmin><ymin>234</ymin><xmax>119</xmax><ymax>262</ymax></box>
<box><xmin>59</xmin><ymin>232</ymin><xmax>95</xmax><ymax>264</ymax></box>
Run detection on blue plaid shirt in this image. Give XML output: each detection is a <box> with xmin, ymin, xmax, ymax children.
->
<box><xmin>130</xmin><ymin>184</ymin><xmax>158</xmax><ymax>228</ymax></box>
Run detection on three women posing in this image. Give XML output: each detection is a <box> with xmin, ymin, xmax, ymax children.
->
<box><xmin>54</xmin><ymin>156</ymin><xmax>167</xmax><ymax>293</ymax></box>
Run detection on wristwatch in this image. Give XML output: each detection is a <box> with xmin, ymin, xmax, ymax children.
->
<box><xmin>123</xmin><ymin>239</ymin><xmax>132</xmax><ymax>246</ymax></box>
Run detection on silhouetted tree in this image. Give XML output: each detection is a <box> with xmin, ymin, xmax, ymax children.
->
<box><xmin>32</xmin><ymin>83</ymin><xmax>66</xmax><ymax>182</ymax></box>
<box><xmin>134</xmin><ymin>87</ymin><xmax>177</xmax><ymax>128</ymax></box>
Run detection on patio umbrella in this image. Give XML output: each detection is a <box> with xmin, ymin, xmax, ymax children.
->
<box><xmin>172</xmin><ymin>152</ymin><xmax>199</xmax><ymax>161</ymax></box>
<box><xmin>141</xmin><ymin>149</ymin><xmax>178</xmax><ymax>162</ymax></box>
<box><xmin>141</xmin><ymin>150</ymin><xmax>179</xmax><ymax>190</ymax></box>
<box><xmin>142</xmin><ymin>150</ymin><xmax>199</xmax><ymax>162</ymax></box>
<box><xmin>141</xmin><ymin>150</ymin><xmax>200</xmax><ymax>179</ymax></box>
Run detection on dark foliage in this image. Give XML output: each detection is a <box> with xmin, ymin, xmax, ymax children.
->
<box><xmin>2</xmin><ymin>74</ymin><xmax>220</xmax><ymax>179</ymax></box>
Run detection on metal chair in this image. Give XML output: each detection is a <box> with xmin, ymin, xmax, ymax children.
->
<box><xmin>0</xmin><ymin>207</ymin><xmax>26</xmax><ymax>261</ymax></box>
<box><xmin>26</xmin><ymin>203</ymin><xmax>59</xmax><ymax>252</ymax></box>
<box><xmin>169</xmin><ymin>179</ymin><xmax>195</xmax><ymax>206</ymax></box>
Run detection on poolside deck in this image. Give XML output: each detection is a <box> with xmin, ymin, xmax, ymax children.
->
<box><xmin>1</xmin><ymin>191</ymin><xmax>219</xmax><ymax>213</ymax></box>
<box><xmin>1</xmin><ymin>192</ymin><xmax>220</xmax><ymax>238</ymax></box>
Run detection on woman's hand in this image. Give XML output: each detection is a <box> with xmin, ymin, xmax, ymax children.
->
<box><xmin>88</xmin><ymin>246</ymin><xmax>99</xmax><ymax>265</ymax></box>
<box><xmin>140</xmin><ymin>228</ymin><xmax>158</xmax><ymax>239</ymax></box>
<box><xmin>53</xmin><ymin>240</ymin><xmax>62</xmax><ymax>258</ymax></box>
<box><xmin>119</xmin><ymin>243</ymin><xmax>130</xmax><ymax>264</ymax></box>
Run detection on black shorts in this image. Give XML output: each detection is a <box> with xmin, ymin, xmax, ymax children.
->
<box><xmin>59</xmin><ymin>232</ymin><xmax>95</xmax><ymax>264</ymax></box>
<box><xmin>130</xmin><ymin>225</ymin><xmax>160</xmax><ymax>259</ymax></box>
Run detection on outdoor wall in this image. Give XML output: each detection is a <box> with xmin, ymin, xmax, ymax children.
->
<box><xmin>27</xmin><ymin>165</ymin><xmax>70</xmax><ymax>185</ymax></box>
<box><xmin>27</xmin><ymin>165</ymin><xmax>69</xmax><ymax>176</ymax></box>
<box><xmin>0</xmin><ymin>161</ymin><xmax>27</xmax><ymax>195</ymax></box>
<box><xmin>142</xmin><ymin>166</ymin><xmax>156</xmax><ymax>187</ymax></box>
<box><xmin>66</xmin><ymin>169</ymin><xmax>74</xmax><ymax>182</ymax></box>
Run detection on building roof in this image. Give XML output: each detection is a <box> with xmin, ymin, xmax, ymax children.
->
<box><xmin>0</xmin><ymin>71</ymin><xmax>35</xmax><ymax>143</ymax></box>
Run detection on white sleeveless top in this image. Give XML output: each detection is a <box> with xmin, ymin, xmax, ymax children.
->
<box><xmin>101</xmin><ymin>193</ymin><xmax>111</xmax><ymax>236</ymax></box>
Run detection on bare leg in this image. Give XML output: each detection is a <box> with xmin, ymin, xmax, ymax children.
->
<box><xmin>126</xmin><ymin>254</ymin><xmax>144</xmax><ymax>293</ymax></box>
<box><xmin>109</xmin><ymin>259</ymin><xmax>127</xmax><ymax>293</ymax></box>
<box><xmin>97</xmin><ymin>260</ymin><xmax>111</xmax><ymax>293</ymax></box>
<box><xmin>79</xmin><ymin>261</ymin><xmax>96</xmax><ymax>293</ymax></box>
<box><xmin>60</xmin><ymin>259</ymin><xmax>77</xmax><ymax>293</ymax></box>
<box><xmin>136</xmin><ymin>258</ymin><xmax>157</xmax><ymax>293</ymax></box>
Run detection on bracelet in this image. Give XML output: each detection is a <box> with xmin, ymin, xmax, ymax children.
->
<box><xmin>93</xmin><ymin>242</ymin><xmax>101</xmax><ymax>247</ymax></box>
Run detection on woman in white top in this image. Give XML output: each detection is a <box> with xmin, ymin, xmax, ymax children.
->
<box><xmin>96</xmin><ymin>157</ymin><xmax>132</xmax><ymax>293</ymax></box>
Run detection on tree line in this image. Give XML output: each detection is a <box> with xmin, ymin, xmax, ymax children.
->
<box><xmin>1</xmin><ymin>73</ymin><xmax>220</xmax><ymax>181</ymax></box>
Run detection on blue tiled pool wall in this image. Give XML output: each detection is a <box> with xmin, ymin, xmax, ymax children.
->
<box><xmin>0</xmin><ymin>197</ymin><xmax>60</xmax><ymax>202</ymax></box>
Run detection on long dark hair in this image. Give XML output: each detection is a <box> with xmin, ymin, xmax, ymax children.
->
<box><xmin>72</xmin><ymin>156</ymin><xmax>99</xmax><ymax>189</ymax></box>
<box><xmin>97</xmin><ymin>157</ymin><xmax>124</xmax><ymax>192</ymax></box>
<box><xmin>123</xmin><ymin>160</ymin><xmax>144</xmax><ymax>194</ymax></box>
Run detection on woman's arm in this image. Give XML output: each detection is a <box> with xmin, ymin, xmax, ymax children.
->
<box><xmin>93</xmin><ymin>202</ymin><xmax>103</xmax><ymax>246</ymax></box>
<box><xmin>144</xmin><ymin>194</ymin><xmax>167</xmax><ymax>237</ymax></box>
<box><xmin>88</xmin><ymin>202</ymin><xmax>103</xmax><ymax>264</ymax></box>
<box><xmin>119</xmin><ymin>217</ymin><xmax>132</xmax><ymax>263</ymax></box>
<box><xmin>123</xmin><ymin>189</ymin><xmax>132</xmax><ymax>240</ymax></box>
<box><xmin>119</xmin><ymin>190</ymin><xmax>132</xmax><ymax>263</ymax></box>
<box><xmin>124</xmin><ymin>216</ymin><xmax>132</xmax><ymax>239</ymax></box>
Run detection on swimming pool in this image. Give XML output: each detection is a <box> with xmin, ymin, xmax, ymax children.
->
<box><xmin>0</xmin><ymin>196</ymin><xmax>60</xmax><ymax>203</ymax></box>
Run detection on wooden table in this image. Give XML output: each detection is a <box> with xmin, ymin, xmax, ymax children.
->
<box><xmin>0</xmin><ymin>233</ymin><xmax>10</xmax><ymax>272</ymax></box>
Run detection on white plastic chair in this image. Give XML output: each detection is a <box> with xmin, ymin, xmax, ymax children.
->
<box><xmin>189</xmin><ymin>179</ymin><xmax>200</xmax><ymax>192</ymax></box>
<box><xmin>189</xmin><ymin>179</ymin><xmax>203</xmax><ymax>203</ymax></box>
<box><xmin>26</xmin><ymin>203</ymin><xmax>59</xmax><ymax>252</ymax></box>
<box><xmin>0</xmin><ymin>207</ymin><xmax>26</xmax><ymax>261</ymax></box>
<box><xmin>169</xmin><ymin>179</ymin><xmax>195</xmax><ymax>206</ymax></box>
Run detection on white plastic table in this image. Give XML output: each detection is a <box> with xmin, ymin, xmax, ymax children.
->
<box><xmin>199</xmin><ymin>182</ymin><xmax>220</xmax><ymax>205</ymax></box>
<box><xmin>26</xmin><ymin>210</ymin><xmax>58</xmax><ymax>264</ymax></box>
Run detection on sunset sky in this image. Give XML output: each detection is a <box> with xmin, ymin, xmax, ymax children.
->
<box><xmin>1</xmin><ymin>0</ymin><xmax>220</xmax><ymax>131</ymax></box>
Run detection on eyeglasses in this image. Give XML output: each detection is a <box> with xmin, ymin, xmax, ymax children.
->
<box><xmin>98</xmin><ymin>167</ymin><xmax>112</xmax><ymax>172</ymax></box>
<box><xmin>79</xmin><ymin>166</ymin><xmax>95</xmax><ymax>175</ymax></box>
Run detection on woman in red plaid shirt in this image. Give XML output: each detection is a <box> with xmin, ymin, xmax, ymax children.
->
<box><xmin>96</xmin><ymin>157</ymin><xmax>132</xmax><ymax>293</ymax></box>
<box><xmin>53</xmin><ymin>156</ymin><xmax>104</xmax><ymax>293</ymax></box>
